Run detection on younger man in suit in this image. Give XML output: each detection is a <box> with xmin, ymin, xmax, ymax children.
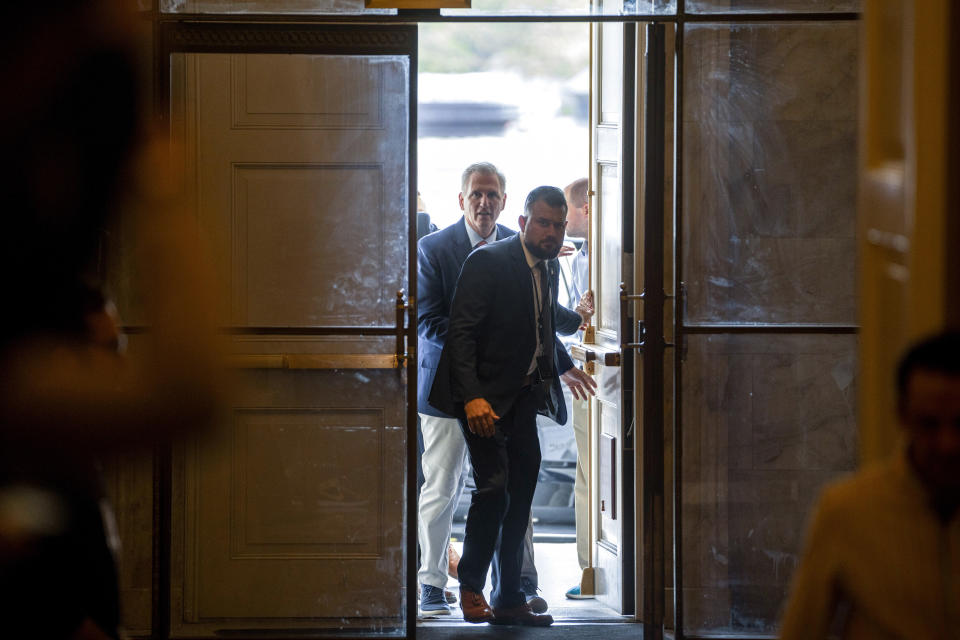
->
<box><xmin>430</xmin><ymin>186</ymin><xmax>595</xmax><ymax>626</ymax></box>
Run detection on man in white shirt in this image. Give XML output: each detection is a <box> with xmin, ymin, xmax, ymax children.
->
<box><xmin>779</xmin><ymin>331</ymin><xmax>960</xmax><ymax>639</ymax></box>
<box><xmin>560</xmin><ymin>177</ymin><xmax>595</xmax><ymax>600</ymax></box>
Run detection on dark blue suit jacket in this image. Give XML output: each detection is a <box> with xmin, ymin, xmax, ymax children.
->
<box><xmin>428</xmin><ymin>233</ymin><xmax>580</xmax><ymax>425</ymax></box>
<box><xmin>417</xmin><ymin>218</ymin><xmax>515</xmax><ymax>418</ymax></box>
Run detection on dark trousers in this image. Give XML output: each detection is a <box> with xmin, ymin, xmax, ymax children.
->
<box><xmin>457</xmin><ymin>387</ymin><xmax>541</xmax><ymax>610</ymax></box>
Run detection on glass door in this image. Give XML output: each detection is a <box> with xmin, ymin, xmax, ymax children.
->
<box><xmin>671</xmin><ymin>6</ymin><xmax>861</xmax><ymax>638</ymax></box>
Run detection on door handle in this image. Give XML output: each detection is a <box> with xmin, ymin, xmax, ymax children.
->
<box><xmin>229</xmin><ymin>289</ymin><xmax>410</xmax><ymax>370</ymax></box>
<box><xmin>571</xmin><ymin>344</ymin><xmax>622</xmax><ymax>368</ymax></box>
<box><xmin>229</xmin><ymin>354</ymin><xmax>400</xmax><ymax>369</ymax></box>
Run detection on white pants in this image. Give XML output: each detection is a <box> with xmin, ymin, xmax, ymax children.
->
<box><xmin>572</xmin><ymin>397</ymin><xmax>590</xmax><ymax>571</ymax></box>
<box><xmin>418</xmin><ymin>413</ymin><xmax>469</xmax><ymax>588</ymax></box>
<box><xmin>418</xmin><ymin>413</ymin><xmax>539</xmax><ymax>589</ymax></box>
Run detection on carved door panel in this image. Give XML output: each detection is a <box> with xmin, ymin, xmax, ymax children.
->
<box><xmin>167</xmin><ymin>34</ymin><xmax>414</xmax><ymax>637</ymax></box>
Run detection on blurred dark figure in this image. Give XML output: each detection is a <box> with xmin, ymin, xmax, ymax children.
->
<box><xmin>0</xmin><ymin>283</ymin><xmax>126</xmax><ymax>639</ymax></box>
<box><xmin>0</xmin><ymin>2</ymin><xmax>221</xmax><ymax>638</ymax></box>
<box><xmin>779</xmin><ymin>331</ymin><xmax>960</xmax><ymax>640</ymax></box>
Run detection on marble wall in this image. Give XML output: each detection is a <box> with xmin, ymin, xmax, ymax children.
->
<box><xmin>682</xmin><ymin>22</ymin><xmax>858</xmax><ymax>325</ymax></box>
<box><xmin>679</xmin><ymin>22</ymin><xmax>859</xmax><ymax>634</ymax></box>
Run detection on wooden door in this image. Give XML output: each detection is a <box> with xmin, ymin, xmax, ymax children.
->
<box><xmin>579</xmin><ymin>18</ymin><xmax>637</xmax><ymax>616</ymax></box>
<box><xmin>165</xmin><ymin>28</ymin><xmax>414</xmax><ymax>636</ymax></box>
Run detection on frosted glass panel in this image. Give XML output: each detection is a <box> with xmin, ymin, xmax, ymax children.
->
<box><xmin>682</xmin><ymin>23</ymin><xmax>858</xmax><ymax>324</ymax></box>
<box><xmin>162</xmin><ymin>0</ymin><xmax>394</xmax><ymax>13</ymax></box>
<box><xmin>600</xmin><ymin>22</ymin><xmax>623</xmax><ymax>124</ymax></box>
<box><xmin>687</xmin><ymin>0</ymin><xmax>858</xmax><ymax>12</ymax></box>
<box><xmin>681</xmin><ymin>333</ymin><xmax>857</xmax><ymax>634</ymax></box>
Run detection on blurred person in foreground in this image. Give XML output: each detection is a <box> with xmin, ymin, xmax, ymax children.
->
<box><xmin>778</xmin><ymin>331</ymin><xmax>960</xmax><ymax>640</ymax></box>
<box><xmin>0</xmin><ymin>2</ymin><xmax>222</xmax><ymax>638</ymax></box>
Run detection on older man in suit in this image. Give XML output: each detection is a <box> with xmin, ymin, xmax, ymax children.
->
<box><xmin>430</xmin><ymin>185</ymin><xmax>595</xmax><ymax>626</ymax></box>
<box><xmin>416</xmin><ymin>163</ymin><xmax>516</xmax><ymax>616</ymax></box>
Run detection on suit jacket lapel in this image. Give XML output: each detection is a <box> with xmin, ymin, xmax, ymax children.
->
<box><xmin>453</xmin><ymin>217</ymin><xmax>472</xmax><ymax>265</ymax></box>
<box><xmin>508</xmin><ymin>235</ymin><xmax>536</xmax><ymax>333</ymax></box>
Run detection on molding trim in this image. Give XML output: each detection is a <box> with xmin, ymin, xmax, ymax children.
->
<box><xmin>162</xmin><ymin>22</ymin><xmax>415</xmax><ymax>54</ymax></box>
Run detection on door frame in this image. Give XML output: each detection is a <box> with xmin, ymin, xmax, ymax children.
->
<box><xmin>669</xmin><ymin>4</ymin><xmax>861</xmax><ymax>640</ymax></box>
<box><xmin>131</xmin><ymin>4</ymin><xmax>866</xmax><ymax>638</ymax></box>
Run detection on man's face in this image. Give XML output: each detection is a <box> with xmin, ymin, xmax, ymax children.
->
<box><xmin>901</xmin><ymin>369</ymin><xmax>960</xmax><ymax>496</ymax></box>
<box><xmin>459</xmin><ymin>172</ymin><xmax>506</xmax><ymax>238</ymax></box>
<box><xmin>565</xmin><ymin>198</ymin><xmax>589</xmax><ymax>239</ymax></box>
<box><xmin>519</xmin><ymin>200</ymin><xmax>567</xmax><ymax>260</ymax></box>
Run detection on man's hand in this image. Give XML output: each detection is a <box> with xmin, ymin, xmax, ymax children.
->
<box><xmin>561</xmin><ymin>367</ymin><xmax>597</xmax><ymax>401</ymax></box>
<box><xmin>558</xmin><ymin>245</ymin><xmax>576</xmax><ymax>258</ymax></box>
<box><xmin>576</xmin><ymin>290</ymin><xmax>595</xmax><ymax>328</ymax></box>
<box><xmin>464</xmin><ymin>397</ymin><xmax>499</xmax><ymax>437</ymax></box>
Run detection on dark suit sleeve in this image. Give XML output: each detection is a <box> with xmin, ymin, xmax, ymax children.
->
<box><xmin>446</xmin><ymin>251</ymin><xmax>496</xmax><ymax>403</ymax></box>
<box><xmin>555</xmin><ymin>304</ymin><xmax>582</xmax><ymax>336</ymax></box>
<box><xmin>554</xmin><ymin>337</ymin><xmax>574</xmax><ymax>375</ymax></box>
<box><xmin>417</xmin><ymin>239</ymin><xmax>448</xmax><ymax>350</ymax></box>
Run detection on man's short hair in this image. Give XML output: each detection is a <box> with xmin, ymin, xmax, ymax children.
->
<box><xmin>461</xmin><ymin>162</ymin><xmax>506</xmax><ymax>195</ymax></box>
<box><xmin>564</xmin><ymin>177</ymin><xmax>588</xmax><ymax>209</ymax></box>
<box><xmin>896</xmin><ymin>331</ymin><xmax>960</xmax><ymax>410</ymax></box>
<box><xmin>523</xmin><ymin>185</ymin><xmax>568</xmax><ymax>218</ymax></box>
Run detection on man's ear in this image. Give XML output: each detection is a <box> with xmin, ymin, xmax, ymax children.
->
<box><xmin>518</xmin><ymin>215</ymin><xmax>527</xmax><ymax>232</ymax></box>
<box><xmin>459</xmin><ymin>192</ymin><xmax>465</xmax><ymax>211</ymax></box>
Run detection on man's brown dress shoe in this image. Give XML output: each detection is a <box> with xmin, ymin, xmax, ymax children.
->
<box><xmin>447</xmin><ymin>543</ymin><xmax>460</xmax><ymax>580</ymax></box>
<box><xmin>491</xmin><ymin>602</ymin><xmax>554</xmax><ymax>626</ymax></box>
<box><xmin>459</xmin><ymin>586</ymin><xmax>494</xmax><ymax>624</ymax></box>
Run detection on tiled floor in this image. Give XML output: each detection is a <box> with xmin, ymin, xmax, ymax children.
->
<box><xmin>420</xmin><ymin>541</ymin><xmax>626</xmax><ymax>624</ymax></box>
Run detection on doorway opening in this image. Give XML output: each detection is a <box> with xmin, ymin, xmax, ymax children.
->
<box><xmin>415</xmin><ymin>19</ymin><xmax>624</xmax><ymax>623</ymax></box>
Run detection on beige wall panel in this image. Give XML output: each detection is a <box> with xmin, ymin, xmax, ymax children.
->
<box><xmin>858</xmin><ymin>0</ymin><xmax>953</xmax><ymax>463</ymax></box>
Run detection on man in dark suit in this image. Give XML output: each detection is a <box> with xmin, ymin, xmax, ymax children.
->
<box><xmin>430</xmin><ymin>185</ymin><xmax>596</xmax><ymax>626</ymax></box>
